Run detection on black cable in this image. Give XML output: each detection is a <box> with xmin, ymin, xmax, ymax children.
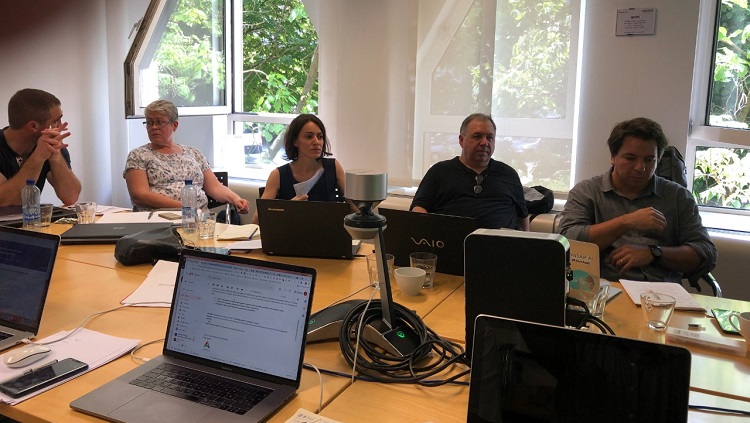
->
<box><xmin>337</xmin><ymin>300</ymin><xmax>470</xmax><ymax>384</ymax></box>
<box><xmin>566</xmin><ymin>296</ymin><xmax>616</xmax><ymax>335</ymax></box>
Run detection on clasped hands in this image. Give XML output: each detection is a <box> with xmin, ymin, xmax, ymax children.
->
<box><xmin>36</xmin><ymin>122</ymin><xmax>71</xmax><ymax>160</ymax></box>
<box><xmin>610</xmin><ymin>207</ymin><xmax>666</xmax><ymax>273</ymax></box>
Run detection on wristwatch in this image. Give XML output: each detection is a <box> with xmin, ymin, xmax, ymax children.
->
<box><xmin>649</xmin><ymin>245</ymin><xmax>663</xmax><ymax>264</ymax></box>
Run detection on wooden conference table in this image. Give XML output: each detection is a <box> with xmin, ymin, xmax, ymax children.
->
<box><xmin>1</xmin><ymin>222</ymin><xmax>748</xmax><ymax>422</ymax></box>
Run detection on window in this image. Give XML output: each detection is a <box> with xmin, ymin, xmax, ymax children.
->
<box><xmin>689</xmin><ymin>0</ymin><xmax>750</xmax><ymax>212</ymax></box>
<box><xmin>128</xmin><ymin>0</ymin><xmax>578</xmax><ymax>190</ymax></box>
<box><xmin>127</xmin><ymin>0</ymin><xmax>317</xmax><ymax>180</ymax></box>
<box><xmin>415</xmin><ymin>0</ymin><xmax>579</xmax><ymax>191</ymax></box>
<box><xmin>125</xmin><ymin>0</ymin><xmax>230</xmax><ymax>116</ymax></box>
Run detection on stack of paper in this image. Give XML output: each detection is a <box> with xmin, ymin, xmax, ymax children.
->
<box><xmin>619</xmin><ymin>280</ymin><xmax>706</xmax><ymax>311</ymax></box>
<box><xmin>0</xmin><ymin>328</ymin><xmax>140</xmax><ymax>405</ymax></box>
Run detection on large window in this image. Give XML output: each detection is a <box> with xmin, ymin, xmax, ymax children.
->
<box><xmin>415</xmin><ymin>0</ymin><xmax>578</xmax><ymax>191</ymax></box>
<box><xmin>689</xmin><ymin>0</ymin><xmax>750</xmax><ymax>212</ymax></box>
<box><xmin>127</xmin><ymin>0</ymin><xmax>577</xmax><ymax>190</ymax></box>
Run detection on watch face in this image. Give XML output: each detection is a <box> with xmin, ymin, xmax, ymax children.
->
<box><xmin>651</xmin><ymin>246</ymin><xmax>662</xmax><ymax>258</ymax></box>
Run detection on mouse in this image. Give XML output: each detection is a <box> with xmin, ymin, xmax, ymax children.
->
<box><xmin>3</xmin><ymin>345</ymin><xmax>52</xmax><ymax>368</ymax></box>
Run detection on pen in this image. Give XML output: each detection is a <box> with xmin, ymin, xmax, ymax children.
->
<box><xmin>148</xmin><ymin>211</ymin><xmax>154</xmax><ymax>220</ymax></box>
<box><xmin>248</xmin><ymin>228</ymin><xmax>258</xmax><ymax>240</ymax></box>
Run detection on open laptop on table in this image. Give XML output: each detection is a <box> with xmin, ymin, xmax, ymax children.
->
<box><xmin>256</xmin><ymin>199</ymin><xmax>360</xmax><ymax>259</ymax></box>
<box><xmin>377</xmin><ymin>208</ymin><xmax>478</xmax><ymax>276</ymax></box>
<box><xmin>60</xmin><ymin>222</ymin><xmax>173</xmax><ymax>244</ymax></box>
<box><xmin>0</xmin><ymin>226</ymin><xmax>59</xmax><ymax>351</ymax></box>
<box><xmin>71</xmin><ymin>248</ymin><xmax>317</xmax><ymax>423</ymax></box>
<box><xmin>467</xmin><ymin>314</ymin><xmax>692</xmax><ymax>422</ymax></box>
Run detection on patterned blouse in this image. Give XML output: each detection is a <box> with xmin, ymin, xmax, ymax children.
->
<box><xmin>124</xmin><ymin>144</ymin><xmax>210</xmax><ymax>211</ymax></box>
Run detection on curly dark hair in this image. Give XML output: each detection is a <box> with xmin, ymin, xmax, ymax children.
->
<box><xmin>283</xmin><ymin>114</ymin><xmax>332</xmax><ymax>161</ymax></box>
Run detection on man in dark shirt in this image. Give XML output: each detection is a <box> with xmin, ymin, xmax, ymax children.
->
<box><xmin>0</xmin><ymin>88</ymin><xmax>81</xmax><ymax>206</ymax></box>
<box><xmin>410</xmin><ymin>113</ymin><xmax>529</xmax><ymax>230</ymax></box>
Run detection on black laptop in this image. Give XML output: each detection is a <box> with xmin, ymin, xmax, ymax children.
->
<box><xmin>377</xmin><ymin>208</ymin><xmax>478</xmax><ymax>276</ymax></box>
<box><xmin>71</xmin><ymin>248</ymin><xmax>316</xmax><ymax>422</ymax></box>
<box><xmin>256</xmin><ymin>199</ymin><xmax>359</xmax><ymax>259</ymax></box>
<box><xmin>60</xmin><ymin>222</ymin><xmax>173</xmax><ymax>245</ymax></box>
<box><xmin>468</xmin><ymin>314</ymin><xmax>692</xmax><ymax>422</ymax></box>
<box><xmin>0</xmin><ymin>226</ymin><xmax>59</xmax><ymax>351</ymax></box>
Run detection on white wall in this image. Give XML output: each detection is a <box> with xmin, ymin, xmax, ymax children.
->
<box><xmin>575</xmin><ymin>1</ymin><xmax>699</xmax><ymax>183</ymax></box>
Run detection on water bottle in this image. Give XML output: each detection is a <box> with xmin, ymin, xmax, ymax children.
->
<box><xmin>22</xmin><ymin>179</ymin><xmax>41</xmax><ymax>230</ymax></box>
<box><xmin>181</xmin><ymin>179</ymin><xmax>197</xmax><ymax>233</ymax></box>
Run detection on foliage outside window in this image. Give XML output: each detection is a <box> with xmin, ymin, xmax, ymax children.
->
<box><xmin>693</xmin><ymin>0</ymin><xmax>750</xmax><ymax>211</ymax></box>
<box><xmin>141</xmin><ymin>0</ymin><xmax>227</xmax><ymax>108</ymax></box>
<box><xmin>236</xmin><ymin>0</ymin><xmax>319</xmax><ymax>166</ymax></box>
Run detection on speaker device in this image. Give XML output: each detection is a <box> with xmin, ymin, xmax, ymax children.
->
<box><xmin>464</xmin><ymin>229</ymin><xmax>570</xmax><ymax>356</ymax></box>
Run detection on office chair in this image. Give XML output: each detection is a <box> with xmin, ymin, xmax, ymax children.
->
<box><xmin>206</xmin><ymin>171</ymin><xmax>240</xmax><ymax>225</ymax></box>
<box><xmin>657</xmin><ymin>146</ymin><xmax>722</xmax><ymax>297</ymax></box>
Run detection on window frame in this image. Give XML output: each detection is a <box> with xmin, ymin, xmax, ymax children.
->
<box><xmin>687</xmin><ymin>0</ymin><xmax>750</xmax><ymax>215</ymax></box>
<box><xmin>125</xmin><ymin>0</ymin><xmax>232</xmax><ymax>118</ymax></box>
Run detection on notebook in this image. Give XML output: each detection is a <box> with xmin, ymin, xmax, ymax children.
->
<box><xmin>256</xmin><ymin>199</ymin><xmax>360</xmax><ymax>259</ymax></box>
<box><xmin>377</xmin><ymin>208</ymin><xmax>478</xmax><ymax>276</ymax></box>
<box><xmin>60</xmin><ymin>222</ymin><xmax>173</xmax><ymax>244</ymax></box>
<box><xmin>0</xmin><ymin>226</ymin><xmax>59</xmax><ymax>351</ymax></box>
<box><xmin>70</xmin><ymin>248</ymin><xmax>317</xmax><ymax>423</ymax></box>
<box><xmin>467</xmin><ymin>314</ymin><xmax>692</xmax><ymax>422</ymax></box>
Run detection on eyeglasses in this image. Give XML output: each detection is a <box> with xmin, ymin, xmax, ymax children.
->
<box><xmin>143</xmin><ymin>120</ymin><xmax>172</xmax><ymax>128</ymax></box>
<box><xmin>474</xmin><ymin>174</ymin><xmax>484</xmax><ymax>194</ymax></box>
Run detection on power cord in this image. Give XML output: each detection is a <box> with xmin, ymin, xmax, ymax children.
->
<box><xmin>566</xmin><ymin>296</ymin><xmax>615</xmax><ymax>335</ymax></box>
<box><xmin>337</xmin><ymin>300</ymin><xmax>470</xmax><ymax>385</ymax></box>
<box><xmin>130</xmin><ymin>338</ymin><xmax>165</xmax><ymax>362</ymax></box>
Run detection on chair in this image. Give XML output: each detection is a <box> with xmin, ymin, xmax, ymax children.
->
<box><xmin>206</xmin><ymin>171</ymin><xmax>239</xmax><ymax>225</ymax></box>
<box><xmin>658</xmin><ymin>146</ymin><xmax>722</xmax><ymax>297</ymax></box>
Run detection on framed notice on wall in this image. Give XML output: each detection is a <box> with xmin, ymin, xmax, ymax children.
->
<box><xmin>616</xmin><ymin>8</ymin><xmax>656</xmax><ymax>36</ymax></box>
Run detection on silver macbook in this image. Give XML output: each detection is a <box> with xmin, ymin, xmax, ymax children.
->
<box><xmin>0</xmin><ymin>226</ymin><xmax>59</xmax><ymax>351</ymax></box>
<box><xmin>256</xmin><ymin>199</ymin><xmax>360</xmax><ymax>259</ymax></box>
<box><xmin>377</xmin><ymin>208</ymin><xmax>478</xmax><ymax>276</ymax></box>
<box><xmin>71</xmin><ymin>249</ymin><xmax>316</xmax><ymax>423</ymax></box>
<box><xmin>60</xmin><ymin>222</ymin><xmax>173</xmax><ymax>245</ymax></box>
<box><xmin>468</xmin><ymin>314</ymin><xmax>692</xmax><ymax>422</ymax></box>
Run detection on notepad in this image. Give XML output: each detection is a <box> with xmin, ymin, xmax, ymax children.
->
<box><xmin>216</xmin><ymin>223</ymin><xmax>260</xmax><ymax>240</ymax></box>
<box><xmin>619</xmin><ymin>280</ymin><xmax>706</xmax><ymax>311</ymax></box>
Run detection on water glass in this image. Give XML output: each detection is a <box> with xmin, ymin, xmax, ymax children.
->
<box><xmin>640</xmin><ymin>292</ymin><xmax>676</xmax><ymax>331</ymax></box>
<box><xmin>409</xmin><ymin>252</ymin><xmax>437</xmax><ymax>289</ymax></box>
<box><xmin>591</xmin><ymin>280</ymin><xmax>611</xmax><ymax>319</ymax></box>
<box><xmin>75</xmin><ymin>202</ymin><xmax>96</xmax><ymax>224</ymax></box>
<box><xmin>39</xmin><ymin>203</ymin><xmax>54</xmax><ymax>227</ymax></box>
<box><xmin>366</xmin><ymin>253</ymin><xmax>394</xmax><ymax>289</ymax></box>
<box><xmin>197</xmin><ymin>211</ymin><xmax>217</xmax><ymax>239</ymax></box>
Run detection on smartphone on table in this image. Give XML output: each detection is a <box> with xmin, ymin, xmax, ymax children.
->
<box><xmin>0</xmin><ymin>357</ymin><xmax>89</xmax><ymax>398</ymax></box>
<box><xmin>711</xmin><ymin>308</ymin><xmax>741</xmax><ymax>335</ymax></box>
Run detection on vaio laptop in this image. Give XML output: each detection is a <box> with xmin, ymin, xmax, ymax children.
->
<box><xmin>71</xmin><ymin>248</ymin><xmax>316</xmax><ymax>423</ymax></box>
<box><xmin>467</xmin><ymin>314</ymin><xmax>692</xmax><ymax>422</ymax></box>
<box><xmin>0</xmin><ymin>226</ymin><xmax>59</xmax><ymax>351</ymax></box>
<box><xmin>256</xmin><ymin>199</ymin><xmax>360</xmax><ymax>259</ymax></box>
<box><xmin>60</xmin><ymin>222</ymin><xmax>173</xmax><ymax>245</ymax></box>
<box><xmin>377</xmin><ymin>208</ymin><xmax>478</xmax><ymax>276</ymax></box>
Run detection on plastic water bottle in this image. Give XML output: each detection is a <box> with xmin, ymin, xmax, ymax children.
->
<box><xmin>22</xmin><ymin>179</ymin><xmax>41</xmax><ymax>230</ymax></box>
<box><xmin>181</xmin><ymin>179</ymin><xmax>197</xmax><ymax>233</ymax></box>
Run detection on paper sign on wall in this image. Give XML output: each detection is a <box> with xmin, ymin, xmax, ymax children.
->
<box><xmin>616</xmin><ymin>8</ymin><xmax>656</xmax><ymax>36</ymax></box>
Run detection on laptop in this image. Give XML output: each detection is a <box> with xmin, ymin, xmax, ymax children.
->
<box><xmin>60</xmin><ymin>222</ymin><xmax>173</xmax><ymax>244</ymax></box>
<box><xmin>256</xmin><ymin>199</ymin><xmax>360</xmax><ymax>259</ymax></box>
<box><xmin>0</xmin><ymin>226</ymin><xmax>59</xmax><ymax>351</ymax></box>
<box><xmin>0</xmin><ymin>205</ymin><xmax>77</xmax><ymax>228</ymax></box>
<box><xmin>377</xmin><ymin>208</ymin><xmax>478</xmax><ymax>276</ymax></box>
<box><xmin>467</xmin><ymin>314</ymin><xmax>692</xmax><ymax>422</ymax></box>
<box><xmin>71</xmin><ymin>248</ymin><xmax>317</xmax><ymax>423</ymax></box>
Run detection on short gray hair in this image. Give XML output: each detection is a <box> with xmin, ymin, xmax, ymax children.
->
<box><xmin>145</xmin><ymin>100</ymin><xmax>178</xmax><ymax>122</ymax></box>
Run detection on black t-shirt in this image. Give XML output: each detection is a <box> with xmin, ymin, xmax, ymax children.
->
<box><xmin>411</xmin><ymin>157</ymin><xmax>528</xmax><ymax>229</ymax></box>
<box><xmin>276</xmin><ymin>157</ymin><xmax>343</xmax><ymax>202</ymax></box>
<box><xmin>0</xmin><ymin>127</ymin><xmax>72</xmax><ymax>192</ymax></box>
